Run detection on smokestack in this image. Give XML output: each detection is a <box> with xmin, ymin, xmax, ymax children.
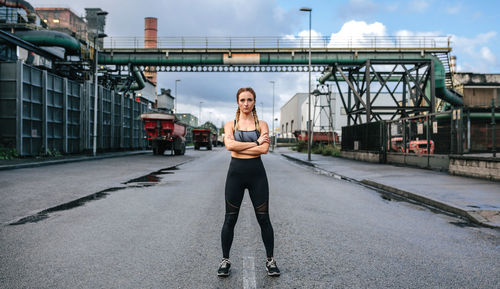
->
<box><xmin>450</xmin><ymin>55</ymin><xmax>457</xmax><ymax>74</ymax></box>
<box><xmin>144</xmin><ymin>17</ymin><xmax>158</xmax><ymax>86</ymax></box>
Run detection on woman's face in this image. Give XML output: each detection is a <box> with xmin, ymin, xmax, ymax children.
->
<box><xmin>238</xmin><ymin>91</ymin><xmax>255</xmax><ymax>114</ymax></box>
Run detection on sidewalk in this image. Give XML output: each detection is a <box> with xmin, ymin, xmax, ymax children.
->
<box><xmin>0</xmin><ymin>150</ymin><xmax>151</xmax><ymax>171</ymax></box>
<box><xmin>0</xmin><ymin>146</ymin><xmax>197</xmax><ymax>171</ymax></box>
<box><xmin>277</xmin><ymin>147</ymin><xmax>500</xmax><ymax>229</ymax></box>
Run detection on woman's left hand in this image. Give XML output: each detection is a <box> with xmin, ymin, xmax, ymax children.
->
<box><xmin>257</xmin><ymin>132</ymin><xmax>269</xmax><ymax>145</ymax></box>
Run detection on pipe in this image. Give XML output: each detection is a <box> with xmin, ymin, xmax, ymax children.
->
<box><xmin>117</xmin><ymin>66</ymin><xmax>146</xmax><ymax>92</ymax></box>
<box><xmin>14</xmin><ymin>30</ymin><xmax>83</xmax><ymax>55</ymax></box>
<box><xmin>99</xmin><ymin>51</ymin><xmax>462</xmax><ymax>107</ymax></box>
<box><xmin>0</xmin><ymin>0</ymin><xmax>35</xmax><ymax>13</ymax></box>
<box><xmin>130</xmin><ymin>65</ymin><xmax>146</xmax><ymax>91</ymax></box>
<box><xmin>435</xmin><ymin>113</ymin><xmax>500</xmax><ymax>120</ymax></box>
<box><xmin>318</xmin><ymin>68</ymin><xmax>333</xmax><ymax>84</ymax></box>
<box><xmin>1</xmin><ymin>0</ymin><xmax>48</xmax><ymax>29</ymax></box>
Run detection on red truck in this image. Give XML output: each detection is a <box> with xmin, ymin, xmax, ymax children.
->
<box><xmin>141</xmin><ymin>113</ymin><xmax>187</xmax><ymax>155</ymax></box>
<box><xmin>293</xmin><ymin>130</ymin><xmax>339</xmax><ymax>144</ymax></box>
<box><xmin>389</xmin><ymin>137</ymin><xmax>435</xmax><ymax>154</ymax></box>
<box><xmin>192</xmin><ymin>128</ymin><xmax>217</xmax><ymax>150</ymax></box>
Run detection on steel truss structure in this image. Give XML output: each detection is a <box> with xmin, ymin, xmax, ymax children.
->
<box><xmin>312</xmin><ymin>84</ymin><xmax>335</xmax><ymax>144</ymax></box>
<box><xmin>321</xmin><ymin>59</ymin><xmax>435</xmax><ymax>125</ymax></box>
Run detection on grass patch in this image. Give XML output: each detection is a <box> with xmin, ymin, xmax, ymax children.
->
<box><xmin>293</xmin><ymin>142</ymin><xmax>341</xmax><ymax>157</ymax></box>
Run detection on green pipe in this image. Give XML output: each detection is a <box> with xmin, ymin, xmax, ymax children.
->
<box><xmin>130</xmin><ymin>65</ymin><xmax>145</xmax><ymax>91</ymax></box>
<box><xmin>98</xmin><ymin>51</ymin><xmax>462</xmax><ymax>106</ymax></box>
<box><xmin>318</xmin><ymin>69</ymin><xmax>333</xmax><ymax>83</ymax></box>
<box><xmin>435</xmin><ymin>113</ymin><xmax>500</xmax><ymax>119</ymax></box>
<box><xmin>14</xmin><ymin>30</ymin><xmax>82</xmax><ymax>55</ymax></box>
<box><xmin>115</xmin><ymin>65</ymin><xmax>145</xmax><ymax>91</ymax></box>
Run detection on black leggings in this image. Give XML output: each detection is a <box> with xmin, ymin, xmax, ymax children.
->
<box><xmin>221</xmin><ymin>157</ymin><xmax>274</xmax><ymax>259</ymax></box>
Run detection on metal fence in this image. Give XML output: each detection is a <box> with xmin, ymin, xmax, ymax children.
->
<box><xmin>0</xmin><ymin>61</ymin><xmax>149</xmax><ymax>156</ymax></box>
<box><xmin>341</xmin><ymin>107</ymin><xmax>498</xmax><ymax>164</ymax></box>
<box><xmin>386</xmin><ymin>109</ymin><xmax>499</xmax><ymax>156</ymax></box>
<box><xmin>341</xmin><ymin>121</ymin><xmax>385</xmax><ymax>152</ymax></box>
<box><xmin>104</xmin><ymin>36</ymin><xmax>451</xmax><ymax>50</ymax></box>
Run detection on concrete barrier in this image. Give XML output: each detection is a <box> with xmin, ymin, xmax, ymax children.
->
<box><xmin>340</xmin><ymin>150</ymin><xmax>381</xmax><ymax>163</ymax></box>
<box><xmin>449</xmin><ymin>155</ymin><xmax>500</xmax><ymax>181</ymax></box>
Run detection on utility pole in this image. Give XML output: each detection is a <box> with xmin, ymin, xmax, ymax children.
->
<box><xmin>300</xmin><ymin>7</ymin><xmax>312</xmax><ymax>161</ymax></box>
<box><xmin>270</xmin><ymin>80</ymin><xmax>275</xmax><ymax>151</ymax></box>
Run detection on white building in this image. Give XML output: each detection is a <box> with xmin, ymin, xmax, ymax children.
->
<box><xmin>280</xmin><ymin>92</ymin><xmax>347</xmax><ymax>139</ymax></box>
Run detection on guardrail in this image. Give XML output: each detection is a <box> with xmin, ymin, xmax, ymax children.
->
<box><xmin>104</xmin><ymin>35</ymin><xmax>451</xmax><ymax>50</ymax></box>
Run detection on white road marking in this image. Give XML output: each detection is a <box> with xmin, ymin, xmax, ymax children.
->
<box><xmin>243</xmin><ymin>256</ymin><xmax>256</xmax><ymax>289</ymax></box>
<box><xmin>242</xmin><ymin>198</ymin><xmax>257</xmax><ymax>289</ymax></box>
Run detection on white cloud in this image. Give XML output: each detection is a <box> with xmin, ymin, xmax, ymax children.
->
<box><xmin>385</xmin><ymin>3</ymin><xmax>399</xmax><ymax>12</ymax></box>
<box><xmin>450</xmin><ymin>31</ymin><xmax>498</xmax><ymax>72</ymax></box>
<box><xmin>480</xmin><ymin>47</ymin><xmax>497</xmax><ymax>63</ymax></box>
<box><xmin>410</xmin><ymin>0</ymin><xmax>429</xmax><ymax>12</ymax></box>
<box><xmin>446</xmin><ymin>3</ymin><xmax>462</xmax><ymax>14</ymax></box>
<box><xmin>327</xmin><ymin>20</ymin><xmax>388</xmax><ymax>47</ymax></box>
<box><xmin>395</xmin><ymin>30</ymin><xmax>441</xmax><ymax>37</ymax></box>
<box><xmin>451</xmin><ymin>31</ymin><xmax>496</xmax><ymax>54</ymax></box>
<box><xmin>283</xmin><ymin>30</ymin><xmax>324</xmax><ymax>48</ymax></box>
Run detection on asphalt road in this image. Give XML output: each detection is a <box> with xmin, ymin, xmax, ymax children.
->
<box><xmin>1</xmin><ymin>148</ymin><xmax>499</xmax><ymax>288</ymax></box>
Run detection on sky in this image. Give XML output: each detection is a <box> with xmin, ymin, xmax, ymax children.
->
<box><xmin>29</xmin><ymin>0</ymin><xmax>500</xmax><ymax>128</ymax></box>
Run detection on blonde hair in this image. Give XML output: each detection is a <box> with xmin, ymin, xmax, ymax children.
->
<box><xmin>235</xmin><ymin>88</ymin><xmax>260</xmax><ymax>132</ymax></box>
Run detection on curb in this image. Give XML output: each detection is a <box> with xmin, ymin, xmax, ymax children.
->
<box><xmin>281</xmin><ymin>153</ymin><xmax>316</xmax><ymax>167</ymax></box>
<box><xmin>281</xmin><ymin>153</ymin><xmax>500</xmax><ymax>229</ymax></box>
<box><xmin>361</xmin><ymin>180</ymin><xmax>500</xmax><ymax>229</ymax></box>
<box><xmin>0</xmin><ymin>151</ymin><xmax>151</xmax><ymax>171</ymax></box>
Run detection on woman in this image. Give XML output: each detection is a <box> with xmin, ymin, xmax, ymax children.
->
<box><xmin>217</xmin><ymin>87</ymin><xmax>280</xmax><ymax>277</ymax></box>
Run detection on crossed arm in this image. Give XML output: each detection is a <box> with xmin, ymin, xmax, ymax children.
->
<box><xmin>224</xmin><ymin>121</ymin><xmax>270</xmax><ymax>156</ymax></box>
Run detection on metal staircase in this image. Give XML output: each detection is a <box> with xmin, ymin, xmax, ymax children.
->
<box><xmin>433</xmin><ymin>52</ymin><xmax>454</xmax><ymax>89</ymax></box>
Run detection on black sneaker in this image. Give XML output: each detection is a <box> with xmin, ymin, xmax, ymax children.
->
<box><xmin>217</xmin><ymin>258</ymin><xmax>231</xmax><ymax>277</ymax></box>
<box><xmin>265</xmin><ymin>258</ymin><xmax>280</xmax><ymax>276</ymax></box>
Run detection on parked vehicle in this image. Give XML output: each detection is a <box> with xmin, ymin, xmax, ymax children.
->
<box><xmin>141</xmin><ymin>113</ymin><xmax>187</xmax><ymax>155</ymax></box>
<box><xmin>192</xmin><ymin>128</ymin><xmax>217</xmax><ymax>150</ymax></box>
<box><xmin>293</xmin><ymin>130</ymin><xmax>339</xmax><ymax>144</ymax></box>
<box><xmin>389</xmin><ymin>137</ymin><xmax>435</xmax><ymax>154</ymax></box>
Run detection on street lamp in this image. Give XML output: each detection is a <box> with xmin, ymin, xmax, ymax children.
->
<box><xmin>92</xmin><ymin>10</ymin><xmax>108</xmax><ymax>156</ymax></box>
<box><xmin>92</xmin><ymin>30</ymin><xmax>108</xmax><ymax>156</ymax></box>
<box><xmin>300</xmin><ymin>7</ymin><xmax>312</xmax><ymax>161</ymax></box>
<box><xmin>269</xmin><ymin>80</ymin><xmax>275</xmax><ymax>152</ymax></box>
<box><xmin>174</xmin><ymin>79</ymin><xmax>181</xmax><ymax>113</ymax></box>
<box><xmin>199</xmin><ymin>101</ymin><xmax>203</xmax><ymax>125</ymax></box>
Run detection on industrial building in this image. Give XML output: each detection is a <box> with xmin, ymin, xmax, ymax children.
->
<box><xmin>0</xmin><ymin>1</ymin><xmax>157</xmax><ymax>156</ymax></box>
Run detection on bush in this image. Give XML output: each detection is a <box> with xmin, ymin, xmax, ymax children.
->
<box><xmin>294</xmin><ymin>142</ymin><xmax>341</xmax><ymax>157</ymax></box>
<box><xmin>312</xmin><ymin>144</ymin><xmax>341</xmax><ymax>157</ymax></box>
<box><xmin>0</xmin><ymin>146</ymin><xmax>19</xmax><ymax>160</ymax></box>
<box><xmin>294</xmin><ymin>140</ymin><xmax>308</xmax><ymax>153</ymax></box>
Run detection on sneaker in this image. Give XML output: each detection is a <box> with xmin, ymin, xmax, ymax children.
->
<box><xmin>265</xmin><ymin>258</ymin><xmax>280</xmax><ymax>276</ymax></box>
<box><xmin>217</xmin><ymin>258</ymin><xmax>231</xmax><ymax>277</ymax></box>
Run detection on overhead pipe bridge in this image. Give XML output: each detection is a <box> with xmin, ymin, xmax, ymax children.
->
<box><xmin>99</xmin><ymin>36</ymin><xmax>460</xmax><ymax>122</ymax></box>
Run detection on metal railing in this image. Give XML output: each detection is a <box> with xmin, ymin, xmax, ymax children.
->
<box><xmin>103</xmin><ymin>35</ymin><xmax>451</xmax><ymax>50</ymax></box>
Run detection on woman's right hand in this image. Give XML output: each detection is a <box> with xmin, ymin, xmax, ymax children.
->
<box><xmin>257</xmin><ymin>132</ymin><xmax>269</xmax><ymax>145</ymax></box>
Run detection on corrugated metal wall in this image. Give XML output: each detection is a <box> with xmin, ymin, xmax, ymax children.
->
<box><xmin>0</xmin><ymin>61</ymin><xmax>149</xmax><ymax>156</ymax></box>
